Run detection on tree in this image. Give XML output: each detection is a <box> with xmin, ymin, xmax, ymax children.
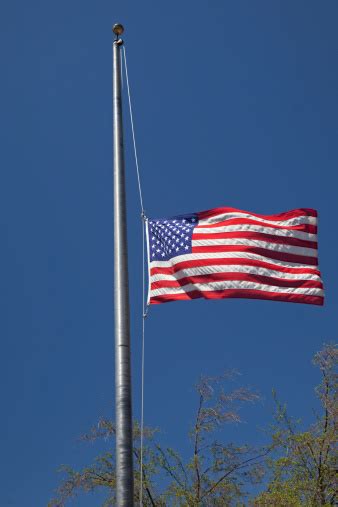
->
<box><xmin>49</xmin><ymin>372</ymin><xmax>267</xmax><ymax>506</ymax></box>
<box><xmin>252</xmin><ymin>343</ymin><xmax>337</xmax><ymax>507</ymax></box>
<box><xmin>48</xmin><ymin>420</ymin><xmax>163</xmax><ymax>507</ymax></box>
<box><xmin>155</xmin><ymin>373</ymin><xmax>268</xmax><ymax>506</ymax></box>
<box><xmin>49</xmin><ymin>344</ymin><xmax>337</xmax><ymax>506</ymax></box>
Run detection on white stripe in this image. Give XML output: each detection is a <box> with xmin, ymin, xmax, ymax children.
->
<box><xmin>192</xmin><ymin>239</ymin><xmax>318</xmax><ymax>257</ymax></box>
<box><xmin>150</xmin><ymin>265</ymin><xmax>322</xmax><ymax>283</ymax></box>
<box><xmin>194</xmin><ymin>224</ymin><xmax>317</xmax><ymax>242</ymax></box>
<box><xmin>150</xmin><ymin>280</ymin><xmax>324</xmax><ymax>297</ymax></box>
<box><xmin>150</xmin><ymin>251</ymin><xmax>319</xmax><ymax>270</ymax></box>
<box><xmin>198</xmin><ymin>212</ymin><xmax>317</xmax><ymax>227</ymax></box>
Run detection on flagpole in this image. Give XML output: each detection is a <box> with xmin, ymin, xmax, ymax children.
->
<box><xmin>112</xmin><ymin>23</ymin><xmax>134</xmax><ymax>506</ymax></box>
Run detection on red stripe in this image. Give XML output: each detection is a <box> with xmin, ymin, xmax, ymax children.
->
<box><xmin>150</xmin><ymin>258</ymin><xmax>321</xmax><ymax>277</ymax></box>
<box><xmin>150</xmin><ymin>289</ymin><xmax>324</xmax><ymax>306</ymax></box>
<box><xmin>151</xmin><ymin>273</ymin><xmax>323</xmax><ymax>290</ymax></box>
<box><xmin>192</xmin><ymin>245</ymin><xmax>318</xmax><ymax>265</ymax></box>
<box><xmin>196</xmin><ymin>218</ymin><xmax>317</xmax><ymax>234</ymax></box>
<box><xmin>197</xmin><ymin>207</ymin><xmax>317</xmax><ymax>221</ymax></box>
<box><xmin>192</xmin><ymin>231</ymin><xmax>317</xmax><ymax>249</ymax></box>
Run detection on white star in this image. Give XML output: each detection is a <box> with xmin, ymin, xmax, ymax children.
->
<box><xmin>161</xmin><ymin>252</ymin><xmax>165</xmax><ymax>257</ymax></box>
<box><xmin>156</xmin><ymin>248</ymin><xmax>161</xmax><ymax>253</ymax></box>
<box><xmin>185</xmin><ymin>236</ymin><xmax>189</xmax><ymax>241</ymax></box>
<box><xmin>152</xmin><ymin>245</ymin><xmax>155</xmax><ymax>249</ymax></box>
<box><xmin>175</xmin><ymin>247</ymin><xmax>179</xmax><ymax>251</ymax></box>
<box><xmin>180</xmin><ymin>242</ymin><xmax>184</xmax><ymax>247</ymax></box>
<box><xmin>176</xmin><ymin>238</ymin><xmax>179</xmax><ymax>243</ymax></box>
<box><xmin>184</xmin><ymin>245</ymin><xmax>189</xmax><ymax>250</ymax></box>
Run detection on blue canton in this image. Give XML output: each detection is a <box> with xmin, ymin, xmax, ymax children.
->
<box><xmin>148</xmin><ymin>214</ymin><xmax>198</xmax><ymax>261</ymax></box>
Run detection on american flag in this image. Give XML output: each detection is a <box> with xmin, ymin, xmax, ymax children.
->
<box><xmin>146</xmin><ymin>206</ymin><xmax>324</xmax><ymax>306</ymax></box>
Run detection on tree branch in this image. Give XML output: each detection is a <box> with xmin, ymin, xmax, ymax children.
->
<box><xmin>200</xmin><ymin>448</ymin><xmax>271</xmax><ymax>501</ymax></box>
<box><xmin>133</xmin><ymin>447</ymin><xmax>157</xmax><ymax>507</ymax></box>
<box><xmin>155</xmin><ymin>446</ymin><xmax>185</xmax><ymax>490</ymax></box>
<box><xmin>193</xmin><ymin>393</ymin><xmax>203</xmax><ymax>502</ymax></box>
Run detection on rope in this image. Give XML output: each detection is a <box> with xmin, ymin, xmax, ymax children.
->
<box><xmin>122</xmin><ymin>46</ymin><xmax>145</xmax><ymax>214</ymax></box>
<box><xmin>140</xmin><ymin>216</ymin><xmax>148</xmax><ymax>507</ymax></box>
<box><xmin>122</xmin><ymin>44</ymin><xmax>149</xmax><ymax>506</ymax></box>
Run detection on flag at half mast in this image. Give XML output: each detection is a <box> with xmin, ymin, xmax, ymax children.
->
<box><xmin>146</xmin><ymin>207</ymin><xmax>324</xmax><ymax>306</ymax></box>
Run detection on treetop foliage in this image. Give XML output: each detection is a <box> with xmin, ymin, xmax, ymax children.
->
<box><xmin>49</xmin><ymin>343</ymin><xmax>337</xmax><ymax>507</ymax></box>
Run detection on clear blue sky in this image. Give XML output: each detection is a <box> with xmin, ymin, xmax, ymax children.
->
<box><xmin>0</xmin><ymin>1</ymin><xmax>337</xmax><ymax>505</ymax></box>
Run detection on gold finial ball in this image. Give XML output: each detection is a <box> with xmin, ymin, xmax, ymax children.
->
<box><xmin>113</xmin><ymin>23</ymin><xmax>124</xmax><ymax>36</ymax></box>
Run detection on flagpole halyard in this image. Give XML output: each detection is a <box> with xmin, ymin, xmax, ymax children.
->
<box><xmin>112</xmin><ymin>23</ymin><xmax>134</xmax><ymax>506</ymax></box>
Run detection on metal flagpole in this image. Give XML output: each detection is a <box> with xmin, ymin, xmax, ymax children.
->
<box><xmin>112</xmin><ymin>23</ymin><xmax>134</xmax><ymax>506</ymax></box>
